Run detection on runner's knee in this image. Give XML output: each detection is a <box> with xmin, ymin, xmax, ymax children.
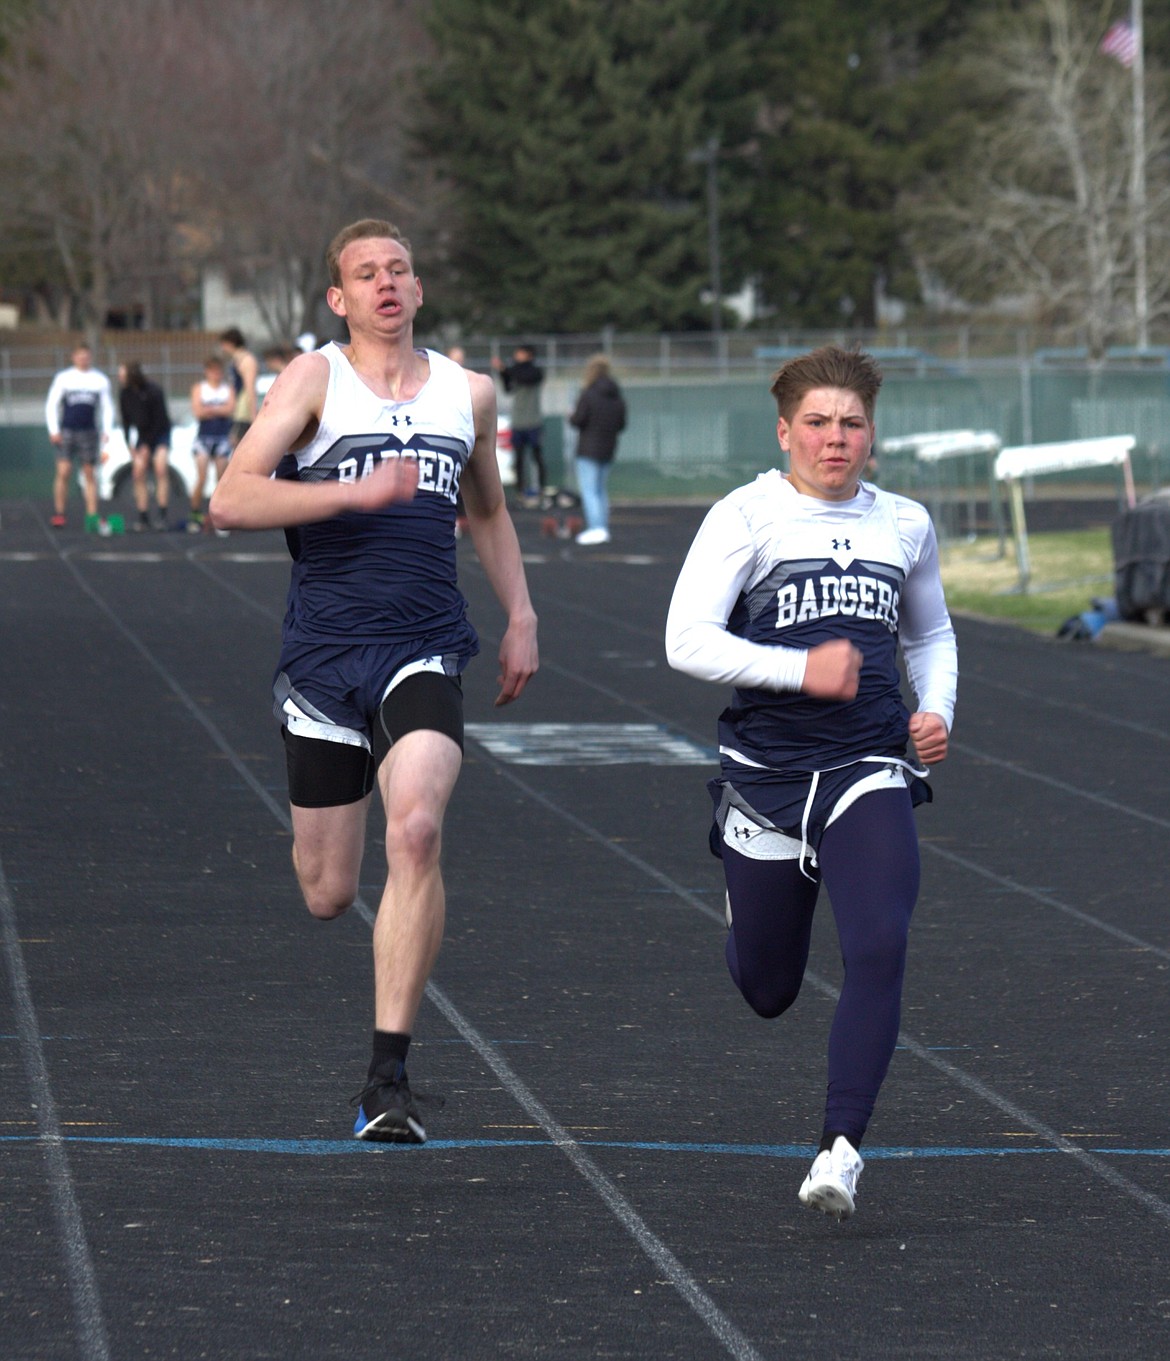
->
<box><xmin>729</xmin><ymin>920</ymin><xmax>805</xmax><ymax>1018</ymax></box>
<box><xmin>739</xmin><ymin>975</ymin><xmax>802</xmax><ymax>1020</ymax></box>
<box><xmin>292</xmin><ymin>844</ymin><xmax>355</xmax><ymax>920</ymax></box>
<box><xmin>840</xmin><ymin>922</ymin><xmax>909</xmax><ymax>988</ymax></box>
<box><xmin>385</xmin><ymin>804</ymin><xmax>442</xmax><ymax>873</ymax></box>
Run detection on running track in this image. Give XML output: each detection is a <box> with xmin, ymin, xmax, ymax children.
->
<box><xmin>1</xmin><ymin>500</ymin><xmax>1168</xmax><ymax>1359</ymax></box>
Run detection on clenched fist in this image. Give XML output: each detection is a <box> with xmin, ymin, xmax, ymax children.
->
<box><xmin>908</xmin><ymin>711</ymin><xmax>949</xmax><ymax>765</ymax></box>
<box><xmin>802</xmin><ymin>639</ymin><xmax>863</xmax><ymax>701</ymax></box>
<box><xmin>348</xmin><ymin>456</ymin><xmax>419</xmax><ymax>513</ymax></box>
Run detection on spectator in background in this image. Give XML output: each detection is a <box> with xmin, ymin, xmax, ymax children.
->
<box><xmin>45</xmin><ymin>342</ymin><xmax>114</xmax><ymax>531</ymax></box>
<box><xmin>118</xmin><ymin>361</ymin><xmax>173</xmax><ymax>531</ymax></box>
<box><xmin>258</xmin><ymin>345</ymin><xmax>298</xmax><ymax>403</ymax></box>
<box><xmin>569</xmin><ymin>354</ymin><xmax>626</xmax><ymax>546</ymax></box>
<box><xmin>188</xmin><ymin>355</ymin><xmax>236</xmax><ymax>533</ymax></box>
<box><xmin>493</xmin><ymin>344</ymin><xmax>546</xmax><ymax>506</ymax></box>
<box><xmin>218</xmin><ymin>327</ymin><xmax>259</xmax><ymax>450</ymax></box>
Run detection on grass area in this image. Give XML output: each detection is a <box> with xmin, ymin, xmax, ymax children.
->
<box><xmin>938</xmin><ymin>528</ymin><xmax>1113</xmax><ymax>634</ymax></box>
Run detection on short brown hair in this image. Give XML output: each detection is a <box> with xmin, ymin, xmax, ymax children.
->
<box><xmin>769</xmin><ymin>345</ymin><xmax>883</xmax><ymax>421</ymax></box>
<box><xmin>326</xmin><ymin>219</ymin><xmax>413</xmax><ymax>287</ymax></box>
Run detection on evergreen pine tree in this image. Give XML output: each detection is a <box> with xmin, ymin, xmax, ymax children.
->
<box><xmin>419</xmin><ymin>0</ymin><xmax>758</xmax><ymax>332</ymax></box>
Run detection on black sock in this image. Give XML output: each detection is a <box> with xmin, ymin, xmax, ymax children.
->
<box><xmin>369</xmin><ymin>1030</ymin><xmax>411</xmax><ymax>1082</ymax></box>
<box><xmin>819</xmin><ymin>1130</ymin><xmax>860</xmax><ymax>1155</ymax></box>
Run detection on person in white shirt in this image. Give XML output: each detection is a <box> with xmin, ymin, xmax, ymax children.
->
<box><xmin>666</xmin><ymin>345</ymin><xmax>957</xmax><ymax>1219</ymax></box>
<box><xmin>45</xmin><ymin>343</ymin><xmax>114</xmax><ymax>529</ymax></box>
<box><xmin>187</xmin><ymin>356</ymin><xmax>237</xmax><ymax>533</ymax></box>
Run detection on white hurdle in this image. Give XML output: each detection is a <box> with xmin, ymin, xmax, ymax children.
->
<box><xmin>994</xmin><ymin>436</ymin><xmax>1136</xmax><ymax>592</ymax></box>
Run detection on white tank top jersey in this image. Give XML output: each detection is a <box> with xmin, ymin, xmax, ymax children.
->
<box><xmin>666</xmin><ymin>470</ymin><xmax>957</xmax><ymax>772</ymax></box>
<box><xmin>197</xmin><ymin>381</ymin><xmax>234</xmax><ymax>438</ymax></box>
<box><xmin>277</xmin><ymin>344</ymin><xmax>479</xmax><ymax>650</ymax></box>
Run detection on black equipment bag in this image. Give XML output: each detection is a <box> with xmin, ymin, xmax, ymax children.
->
<box><xmin>1113</xmin><ymin>490</ymin><xmax>1170</xmax><ymax>621</ymax></box>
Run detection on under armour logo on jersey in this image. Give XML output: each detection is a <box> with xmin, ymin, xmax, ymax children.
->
<box><xmin>832</xmin><ymin>537</ymin><xmax>851</xmax><ymax>551</ymax></box>
<box><xmin>388</xmin><ymin>414</ymin><xmax>413</xmax><ymax>427</ymax></box>
<box><xmin>733</xmin><ymin>825</ymin><xmax>753</xmax><ymax>840</ymax></box>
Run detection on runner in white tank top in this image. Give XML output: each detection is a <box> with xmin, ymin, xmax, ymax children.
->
<box><xmin>211</xmin><ymin>220</ymin><xmax>538</xmax><ymax>1145</ymax></box>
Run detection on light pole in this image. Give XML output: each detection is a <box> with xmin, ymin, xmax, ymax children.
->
<box><xmin>688</xmin><ymin>135</ymin><xmax>723</xmax><ymax>335</ymax></box>
<box><xmin>1130</xmin><ymin>0</ymin><xmax>1149</xmax><ymax>348</ymax></box>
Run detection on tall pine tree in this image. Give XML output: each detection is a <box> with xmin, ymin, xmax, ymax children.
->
<box><xmin>418</xmin><ymin>0</ymin><xmax>758</xmax><ymax>332</ymax></box>
<box><xmin>743</xmin><ymin>0</ymin><xmax>988</xmax><ymax>328</ymax></box>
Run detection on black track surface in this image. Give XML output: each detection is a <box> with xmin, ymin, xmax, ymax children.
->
<box><xmin>2</xmin><ymin>500</ymin><xmax>1168</xmax><ymax>1360</ymax></box>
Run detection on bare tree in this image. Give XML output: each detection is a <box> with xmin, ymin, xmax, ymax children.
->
<box><xmin>0</xmin><ymin>0</ymin><xmax>432</xmax><ymax>339</ymax></box>
<box><xmin>0</xmin><ymin>0</ymin><xmax>208</xmax><ymax>334</ymax></box>
<box><xmin>905</xmin><ymin>0</ymin><xmax>1170</xmax><ymax>353</ymax></box>
<box><xmin>186</xmin><ymin>0</ymin><xmax>434</xmax><ymax>341</ymax></box>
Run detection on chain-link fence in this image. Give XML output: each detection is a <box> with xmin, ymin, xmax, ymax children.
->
<box><xmin>5</xmin><ymin>329</ymin><xmax>1170</xmax><ymax>512</ymax></box>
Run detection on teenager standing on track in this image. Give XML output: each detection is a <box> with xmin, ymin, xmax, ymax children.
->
<box><xmin>188</xmin><ymin>356</ymin><xmax>236</xmax><ymax>533</ymax></box>
<box><xmin>45</xmin><ymin>342</ymin><xmax>114</xmax><ymax>530</ymax></box>
<box><xmin>211</xmin><ymin>219</ymin><xmax>539</xmax><ymax>1143</ymax></box>
<box><xmin>666</xmin><ymin>346</ymin><xmax>957</xmax><ymax>1218</ymax></box>
<box><xmin>218</xmin><ymin>327</ymin><xmax>259</xmax><ymax>451</ymax></box>
<box><xmin>118</xmin><ymin>361</ymin><xmax>173</xmax><ymax>531</ymax></box>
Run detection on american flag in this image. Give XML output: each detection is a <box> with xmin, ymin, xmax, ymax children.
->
<box><xmin>1100</xmin><ymin>19</ymin><xmax>1138</xmax><ymax>67</ymax></box>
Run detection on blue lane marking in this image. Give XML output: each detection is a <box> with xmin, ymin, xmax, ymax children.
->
<box><xmin>2</xmin><ymin>1134</ymin><xmax>1168</xmax><ymax>1159</ymax></box>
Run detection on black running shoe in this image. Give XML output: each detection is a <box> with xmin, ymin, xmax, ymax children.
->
<box><xmin>351</xmin><ymin>1071</ymin><xmax>427</xmax><ymax>1144</ymax></box>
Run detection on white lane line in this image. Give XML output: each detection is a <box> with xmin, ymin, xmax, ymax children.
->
<box><xmin>950</xmin><ymin>740</ymin><xmax>1170</xmax><ymax>830</ymax></box>
<box><xmin>465</xmin><ymin>616</ymin><xmax>1170</xmax><ymax>961</ymax></box>
<box><xmin>48</xmin><ymin>540</ymin><xmax>767</xmax><ymax>1361</ymax></box>
<box><xmin>0</xmin><ymin>853</ymin><xmax>112</xmax><ymax>1361</ymax></box>
<box><xmin>195</xmin><ymin>558</ymin><xmax>1170</xmax><ymax>1065</ymax></box>
<box><xmin>959</xmin><ymin>667</ymin><xmax>1170</xmax><ymax>741</ymax></box>
<box><xmin>922</xmin><ymin>840</ymin><xmax>1170</xmax><ymax>963</ymax></box>
<box><xmin>80</xmin><ymin>550</ymin><xmax>1170</xmax><ymax>1263</ymax></box>
<box><xmin>471</xmin><ymin>751</ymin><xmax>1170</xmax><ymax>1229</ymax></box>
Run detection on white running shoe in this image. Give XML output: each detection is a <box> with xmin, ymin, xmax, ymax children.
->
<box><xmin>798</xmin><ymin>1136</ymin><xmax>864</xmax><ymax>1220</ymax></box>
<box><xmin>574</xmin><ymin>527</ymin><xmax>610</xmax><ymax>545</ymax></box>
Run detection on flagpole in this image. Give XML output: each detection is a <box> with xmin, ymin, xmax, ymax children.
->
<box><xmin>1131</xmin><ymin>0</ymin><xmax>1149</xmax><ymax>348</ymax></box>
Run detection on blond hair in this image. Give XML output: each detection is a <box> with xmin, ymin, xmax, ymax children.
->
<box><xmin>326</xmin><ymin>219</ymin><xmax>413</xmax><ymax>287</ymax></box>
<box><xmin>582</xmin><ymin>353</ymin><xmax>611</xmax><ymax>388</ymax></box>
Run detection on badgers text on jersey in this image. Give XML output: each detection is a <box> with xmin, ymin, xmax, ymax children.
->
<box><xmin>773</xmin><ymin>565</ymin><xmax>900</xmax><ymax>633</ymax></box>
<box><xmin>333</xmin><ymin>436</ymin><xmax>463</xmax><ymax>504</ymax></box>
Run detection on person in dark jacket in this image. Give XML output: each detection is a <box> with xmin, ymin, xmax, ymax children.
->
<box><xmin>118</xmin><ymin>362</ymin><xmax>173</xmax><ymax>530</ymax></box>
<box><xmin>492</xmin><ymin>345</ymin><xmax>547</xmax><ymax>504</ymax></box>
<box><xmin>570</xmin><ymin>354</ymin><xmax>626</xmax><ymax>544</ymax></box>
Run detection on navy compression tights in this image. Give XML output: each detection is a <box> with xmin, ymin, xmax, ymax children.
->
<box><xmin>722</xmin><ymin>789</ymin><xmax>921</xmax><ymax>1147</ymax></box>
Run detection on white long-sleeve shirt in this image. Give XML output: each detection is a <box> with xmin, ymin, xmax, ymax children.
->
<box><xmin>45</xmin><ymin>365</ymin><xmax>115</xmax><ymax>437</ymax></box>
<box><xmin>666</xmin><ymin>472</ymin><xmax>957</xmax><ymax>770</ymax></box>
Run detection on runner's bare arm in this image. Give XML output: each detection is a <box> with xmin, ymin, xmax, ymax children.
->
<box><xmin>460</xmin><ymin>371</ymin><xmax>538</xmax><ymax>704</ymax></box>
<box><xmin>209</xmin><ymin>353</ymin><xmax>417</xmax><ymax>530</ymax></box>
